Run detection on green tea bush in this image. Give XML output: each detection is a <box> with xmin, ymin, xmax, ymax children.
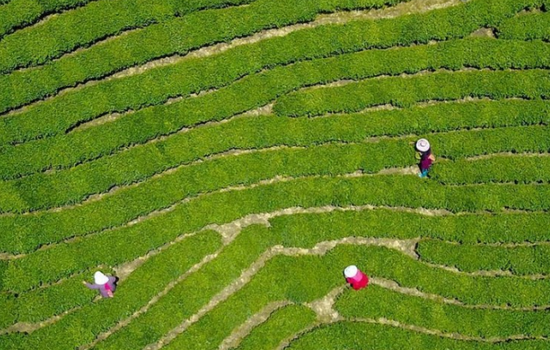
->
<box><xmin>0</xmin><ymin>0</ymin><xmax>407</xmax><ymax>113</ymax></box>
<box><xmin>273</xmin><ymin>70</ymin><xmax>550</xmax><ymax>117</ymax></box>
<box><xmin>2</xmin><ymin>0</ymin><xmax>549</xmax><ymax>347</ymax></box>
<box><xmin>285</xmin><ymin>322</ymin><xmax>548</xmax><ymax>349</ymax></box>
<box><xmin>0</xmin><ymin>0</ymin><xmax>94</xmax><ymax>38</ymax></box>
<box><xmin>432</xmin><ymin>155</ymin><xmax>550</xmax><ymax>184</ymax></box>
<box><xmin>4</xmin><ymin>175</ymin><xmax>550</xmax><ymax>292</ymax></box>
<box><xmin>0</xmin><ymin>0</ymin><xmax>540</xmax><ymax>126</ymax></box>
<box><xmin>417</xmin><ymin>239</ymin><xmax>550</xmax><ymax>275</ymax></box>
<box><xmin>235</xmin><ymin>305</ymin><xmax>317</xmax><ymax>350</ymax></box>
<box><xmin>0</xmin><ymin>0</ymin><xmax>258</xmax><ymax>73</ymax></box>
<box><xmin>1</xmin><ymin>41</ymin><xmax>548</xmax><ymax>181</ymax></box>
<box><xmin>336</xmin><ymin>284</ymin><xmax>550</xmax><ymax>338</ymax></box>
<box><xmin>0</xmin><ymin>230</ymin><xmax>221</xmax><ymax>348</ymax></box>
<box><xmin>496</xmin><ymin>11</ymin><xmax>550</xmax><ymax>41</ymax></box>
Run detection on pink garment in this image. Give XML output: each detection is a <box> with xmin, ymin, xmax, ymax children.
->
<box><xmin>420</xmin><ymin>150</ymin><xmax>434</xmax><ymax>171</ymax></box>
<box><xmin>85</xmin><ymin>276</ymin><xmax>117</xmax><ymax>298</ymax></box>
<box><xmin>346</xmin><ymin>270</ymin><xmax>369</xmax><ymax>290</ymax></box>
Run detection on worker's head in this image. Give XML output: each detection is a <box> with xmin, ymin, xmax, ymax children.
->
<box><xmin>344</xmin><ymin>265</ymin><xmax>358</xmax><ymax>278</ymax></box>
<box><xmin>416</xmin><ymin>138</ymin><xmax>430</xmax><ymax>153</ymax></box>
<box><xmin>94</xmin><ymin>271</ymin><xmax>109</xmax><ymax>285</ymax></box>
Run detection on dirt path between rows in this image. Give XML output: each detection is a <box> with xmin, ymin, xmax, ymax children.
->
<box><xmin>142</xmin><ymin>237</ymin><xmax>421</xmax><ymax>350</ymax></box>
<box><xmin>1</xmin><ymin>168</ymin><xmax>429</xmax><ymax>260</ymax></box>
<box><xmin>7</xmin><ymin>197</ymin><xmax>545</xmax><ymax>338</ymax></box>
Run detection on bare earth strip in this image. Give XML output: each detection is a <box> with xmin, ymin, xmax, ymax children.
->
<box><xmin>1</xmin><ymin>168</ymin><xmax>450</xmax><ymax>261</ymax></box>
<box><xmin>6</xmin><ymin>203</ymin><xmax>546</xmax><ymax>337</ymax></box>
<box><xmin>79</xmin><ymin>247</ymin><xmax>225</xmax><ymax>350</ymax></box>
<box><xmin>218</xmin><ymin>301</ymin><xmax>292</xmax><ymax>350</ymax></box>
<box><xmin>141</xmin><ymin>238</ymin><xmax>421</xmax><ymax>350</ymax></box>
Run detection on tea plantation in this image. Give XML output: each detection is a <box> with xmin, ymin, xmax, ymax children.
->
<box><xmin>0</xmin><ymin>0</ymin><xmax>549</xmax><ymax>348</ymax></box>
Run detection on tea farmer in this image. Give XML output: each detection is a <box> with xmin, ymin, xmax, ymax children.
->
<box><xmin>344</xmin><ymin>265</ymin><xmax>369</xmax><ymax>290</ymax></box>
<box><xmin>83</xmin><ymin>271</ymin><xmax>117</xmax><ymax>298</ymax></box>
<box><xmin>416</xmin><ymin>138</ymin><xmax>435</xmax><ymax>178</ymax></box>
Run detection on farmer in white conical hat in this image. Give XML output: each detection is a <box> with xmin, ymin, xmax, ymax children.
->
<box><xmin>83</xmin><ymin>271</ymin><xmax>117</xmax><ymax>298</ymax></box>
<box><xmin>416</xmin><ymin>138</ymin><xmax>435</xmax><ymax>178</ymax></box>
<box><xmin>344</xmin><ymin>265</ymin><xmax>369</xmax><ymax>290</ymax></box>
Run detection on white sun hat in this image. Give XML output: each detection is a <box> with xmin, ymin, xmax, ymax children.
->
<box><xmin>344</xmin><ymin>265</ymin><xmax>358</xmax><ymax>278</ymax></box>
<box><xmin>94</xmin><ymin>271</ymin><xmax>109</xmax><ymax>285</ymax></box>
<box><xmin>416</xmin><ymin>138</ymin><xmax>430</xmax><ymax>152</ymax></box>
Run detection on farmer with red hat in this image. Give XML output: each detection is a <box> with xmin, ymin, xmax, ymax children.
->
<box><xmin>416</xmin><ymin>138</ymin><xmax>435</xmax><ymax>178</ymax></box>
<box><xmin>83</xmin><ymin>271</ymin><xmax>117</xmax><ymax>298</ymax></box>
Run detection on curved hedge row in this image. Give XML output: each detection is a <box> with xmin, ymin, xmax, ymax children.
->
<box><xmin>273</xmin><ymin>70</ymin><xmax>550</xmax><ymax>117</ymax></box>
<box><xmin>336</xmin><ymin>285</ymin><xmax>550</xmax><ymax>338</ymax></box>
<box><xmin>496</xmin><ymin>11</ymin><xmax>550</xmax><ymax>41</ymax></box>
<box><xmin>2</xmin><ymin>46</ymin><xmax>549</xmax><ymax>181</ymax></box>
<box><xmin>0</xmin><ymin>0</ymin><xmax>407</xmax><ymax>114</ymax></box>
<box><xmin>163</xmin><ymin>244</ymin><xmax>550</xmax><ymax>350</ymax></box>
<box><xmin>0</xmin><ymin>100</ymin><xmax>547</xmax><ymax>215</ymax></box>
<box><xmin>0</xmin><ymin>0</ymin><xmax>95</xmax><ymax>38</ymax></box>
<box><xmin>0</xmin><ymin>0</ymin><xmax>538</xmax><ymax>130</ymax></box>
<box><xmin>432</xmin><ymin>155</ymin><xmax>550</xmax><ymax>184</ymax></box>
<box><xmin>5</xmin><ymin>174</ymin><xmax>550</xmax><ymax>292</ymax></box>
<box><xmin>285</xmin><ymin>322</ymin><xmax>548</xmax><ymax>349</ymax></box>
<box><xmin>0</xmin><ymin>0</ymin><xmax>257</xmax><ymax>72</ymax></box>
<box><xmin>1</xmin><ymin>126</ymin><xmax>549</xmax><ymax>254</ymax></box>
<box><xmin>0</xmin><ymin>230</ymin><xmax>221</xmax><ymax>348</ymax></box>
<box><xmin>417</xmin><ymin>239</ymin><xmax>550</xmax><ymax>275</ymax></box>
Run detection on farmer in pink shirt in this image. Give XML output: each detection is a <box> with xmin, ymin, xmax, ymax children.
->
<box><xmin>416</xmin><ymin>138</ymin><xmax>435</xmax><ymax>178</ymax></box>
<box><xmin>83</xmin><ymin>271</ymin><xmax>117</xmax><ymax>298</ymax></box>
<box><xmin>344</xmin><ymin>265</ymin><xmax>369</xmax><ymax>290</ymax></box>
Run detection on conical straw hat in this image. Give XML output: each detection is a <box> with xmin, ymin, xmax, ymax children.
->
<box><xmin>416</xmin><ymin>138</ymin><xmax>430</xmax><ymax>152</ymax></box>
<box><xmin>344</xmin><ymin>265</ymin><xmax>358</xmax><ymax>278</ymax></box>
<box><xmin>94</xmin><ymin>271</ymin><xmax>109</xmax><ymax>285</ymax></box>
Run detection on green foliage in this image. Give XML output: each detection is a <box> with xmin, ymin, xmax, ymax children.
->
<box><xmin>0</xmin><ymin>230</ymin><xmax>221</xmax><ymax>349</ymax></box>
<box><xmin>496</xmin><ymin>11</ymin><xmax>550</xmax><ymax>41</ymax></box>
<box><xmin>0</xmin><ymin>0</ymin><xmax>407</xmax><ymax>114</ymax></box>
<box><xmin>1</xmin><ymin>100</ymin><xmax>548</xmax><ymax>255</ymax></box>
<box><xmin>336</xmin><ymin>284</ymin><xmax>550</xmax><ymax>338</ymax></box>
<box><xmin>0</xmin><ymin>0</ymin><xmax>258</xmax><ymax>72</ymax></box>
<box><xmin>432</xmin><ymin>155</ymin><xmax>550</xmax><ymax>184</ymax></box>
<box><xmin>285</xmin><ymin>322</ymin><xmax>549</xmax><ymax>349</ymax></box>
<box><xmin>0</xmin><ymin>269</ymin><xmax>106</xmax><ymax>328</ymax></box>
<box><xmin>417</xmin><ymin>239</ymin><xmax>550</xmax><ymax>275</ymax></box>
<box><xmin>5</xmin><ymin>170</ymin><xmax>550</xmax><ymax>290</ymax></box>
<box><xmin>0</xmin><ymin>0</ymin><xmax>93</xmax><ymax>38</ymax></box>
<box><xmin>0</xmin><ymin>0</ymin><xmax>539</xmax><ymax>134</ymax></box>
<box><xmin>3</xmin><ymin>101</ymin><xmax>547</xmax><ymax>214</ymax></box>
<box><xmin>1</xmin><ymin>0</ymin><xmax>550</xmax><ymax>347</ymax></box>
<box><xmin>273</xmin><ymin>70</ymin><xmax>550</xmax><ymax>117</ymax></box>
<box><xmin>93</xmin><ymin>225</ymin><xmax>278</xmax><ymax>350</ymax></box>
<box><xmin>235</xmin><ymin>305</ymin><xmax>316</xmax><ymax>350</ymax></box>
<box><xmin>268</xmin><ymin>209</ymin><xmax>550</xmax><ymax>246</ymax></box>
<box><xmin>1</xmin><ymin>39</ymin><xmax>549</xmax><ymax>181</ymax></box>
<box><xmin>164</xmin><ymin>244</ymin><xmax>550</xmax><ymax>350</ymax></box>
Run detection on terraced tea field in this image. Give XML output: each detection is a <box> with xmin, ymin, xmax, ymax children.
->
<box><xmin>0</xmin><ymin>0</ymin><xmax>549</xmax><ymax>348</ymax></box>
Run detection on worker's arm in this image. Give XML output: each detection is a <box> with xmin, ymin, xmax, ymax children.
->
<box><xmin>83</xmin><ymin>281</ymin><xmax>100</xmax><ymax>289</ymax></box>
